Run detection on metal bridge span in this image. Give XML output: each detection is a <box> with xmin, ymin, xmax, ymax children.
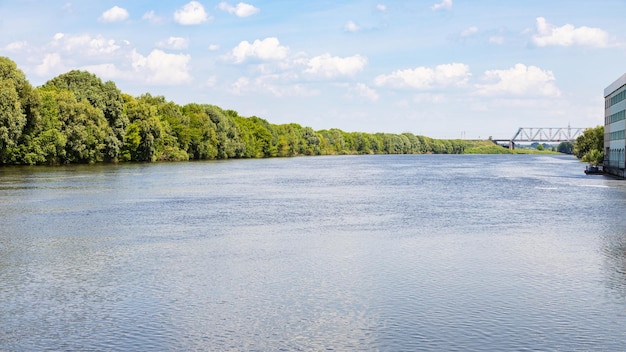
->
<box><xmin>490</xmin><ymin>127</ymin><xmax>584</xmax><ymax>149</ymax></box>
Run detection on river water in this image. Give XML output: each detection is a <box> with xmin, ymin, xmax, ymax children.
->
<box><xmin>1</xmin><ymin>154</ymin><xmax>626</xmax><ymax>351</ymax></box>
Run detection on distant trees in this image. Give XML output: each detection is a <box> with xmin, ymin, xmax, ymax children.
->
<box><xmin>0</xmin><ymin>56</ymin><xmax>559</xmax><ymax>166</ymax></box>
<box><xmin>557</xmin><ymin>141</ymin><xmax>574</xmax><ymax>154</ymax></box>
<box><xmin>574</xmin><ymin>126</ymin><xmax>604</xmax><ymax>165</ymax></box>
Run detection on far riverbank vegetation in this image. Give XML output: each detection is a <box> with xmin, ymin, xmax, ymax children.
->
<box><xmin>0</xmin><ymin>56</ymin><xmax>593</xmax><ymax>166</ymax></box>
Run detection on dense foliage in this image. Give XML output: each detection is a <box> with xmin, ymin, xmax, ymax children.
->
<box><xmin>0</xmin><ymin>57</ymin><xmax>553</xmax><ymax>166</ymax></box>
<box><xmin>574</xmin><ymin>126</ymin><xmax>604</xmax><ymax>165</ymax></box>
<box><xmin>557</xmin><ymin>141</ymin><xmax>574</xmax><ymax>154</ymax></box>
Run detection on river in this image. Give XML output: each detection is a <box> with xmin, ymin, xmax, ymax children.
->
<box><xmin>1</xmin><ymin>154</ymin><xmax>626</xmax><ymax>351</ymax></box>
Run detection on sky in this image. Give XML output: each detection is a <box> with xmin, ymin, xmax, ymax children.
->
<box><xmin>1</xmin><ymin>0</ymin><xmax>625</xmax><ymax>139</ymax></box>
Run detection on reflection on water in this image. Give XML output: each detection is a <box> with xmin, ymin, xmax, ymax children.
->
<box><xmin>601</xmin><ymin>231</ymin><xmax>626</xmax><ymax>300</ymax></box>
<box><xmin>2</xmin><ymin>155</ymin><xmax>626</xmax><ymax>351</ymax></box>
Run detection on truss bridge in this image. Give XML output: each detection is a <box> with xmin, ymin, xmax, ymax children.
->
<box><xmin>490</xmin><ymin>127</ymin><xmax>584</xmax><ymax>149</ymax></box>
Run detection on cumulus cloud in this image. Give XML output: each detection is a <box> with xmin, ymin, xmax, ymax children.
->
<box><xmin>376</xmin><ymin>4</ymin><xmax>387</xmax><ymax>11</ymax></box>
<box><xmin>344</xmin><ymin>21</ymin><xmax>360</xmax><ymax>33</ymax></box>
<box><xmin>157</xmin><ymin>36</ymin><xmax>190</xmax><ymax>50</ymax></box>
<box><xmin>475</xmin><ymin>63</ymin><xmax>560</xmax><ymax>97</ymax></box>
<box><xmin>35</xmin><ymin>53</ymin><xmax>63</xmax><ymax>76</ymax></box>
<box><xmin>143</xmin><ymin>10</ymin><xmax>165</xmax><ymax>24</ymax></box>
<box><xmin>51</xmin><ymin>32</ymin><xmax>121</xmax><ymax>56</ymax></box>
<box><xmin>304</xmin><ymin>54</ymin><xmax>367</xmax><ymax>78</ymax></box>
<box><xmin>230</xmin><ymin>75</ymin><xmax>317</xmax><ymax>97</ymax></box>
<box><xmin>532</xmin><ymin>17</ymin><xmax>610</xmax><ymax>48</ymax></box>
<box><xmin>100</xmin><ymin>6</ymin><xmax>129</xmax><ymax>23</ymax></box>
<box><xmin>349</xmin><ymin>83</ymin><xmax>379</xmax><ymax>101</ymax></box>
<box><xmin>4</xmin><ymin>41</ymin><xmax>28</xmax><ymax>52</ymax></box>
<box><xmin>431</xmin><ymin>0</ymin><xmax>452</xmax><ymax>11</ymax></box>
<box><xmin>174</xmin><ymin>1</ymin><xmax>210</xmax><ymax>25</ymax></box>
<box><xmin>461</xmin><ymin>26</ymin><xmax>478</xmax><ymax>37</ymax></box>
<box><xmin>131</xmin><ymin>49</ymin><xmax>192</xmax><ymax>85</ymax></box>
<box><xmin>208</xmin><ymin>44</ymin><xmax>220</xmax><ymax>51</ymax></box>
<box><xmin>229</xmin><ymin>37</ymin><xmax>289</xmax><ymax>63</ymax></box>
<box><xmin>79</xmin><ymin>63</ymin><xmax>125</xmax><ymax>80</ymax></box>
<box><xmin>218</xmin><ymin>2</ymin><xmax>259</xmax><ymax>17</ymax></box>
<box><xmin>374</xmin><ymin>63</ymin><xmax>470</xmax><ymax>89</ymax></box>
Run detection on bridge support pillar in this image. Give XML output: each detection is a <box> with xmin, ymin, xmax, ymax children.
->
<box><xmin>509</xmin><ymin>140</ymin><xmax>515</xmax><ymax>150</ymax></box>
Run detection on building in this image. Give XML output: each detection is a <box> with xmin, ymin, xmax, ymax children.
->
<box><xmin>604</xmin><ymin>73</ymin><xmax>626</xmax><ymax>177</ymax></box>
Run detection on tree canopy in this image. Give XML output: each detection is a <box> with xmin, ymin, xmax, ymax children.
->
<box><xmin>574</xmin><ymin>126</ymin><xmax>604</xmax><ymax>165</ymax></box>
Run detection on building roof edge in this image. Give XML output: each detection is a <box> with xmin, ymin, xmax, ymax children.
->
<box><xmin>605</xmin><ymin>73</ymin><xmax>626</xmax><ymax>97</ymax></box>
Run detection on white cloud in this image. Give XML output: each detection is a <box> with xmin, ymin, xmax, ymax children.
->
<box><xmin>218</xmin><ymin>2</ymin><xmax>259</xmax><ymax>17</ymax></box>
<box><xmin>157</xmin><ymin>36</ymin><xmax>190</xmax><ymax>50</ymax></box>
<box><xmin>304</xmin><ymin>54</ymin><xmax>367</xmax><ymax>78</ymax></box>
<box><xmin>51</xmin><ymin>32</ymin><xmax>121</xmax><ymax>56</ymax></box>
<box><xmin>475</xmin><ymin>63</ymin><xmax>560</xmax><ymax>97</ymax></box>
<box><xmin>131</xmin><ymin>49</ymin><xmax>192</xmax><ymax>85</ymax></box>
<box><xmin>208</xmin><ymin>44</ymin><xmax>220</xmax><ymax>51</ymax></box>
<box><xmin>4</xmin><ymin>41</ymin><xmax>28</xmax><ymax>52</ymax></box>
<box><xmin>229</xmin><ymin>37</ymin><xmax>289</xmax><ymax>63</ymax></box>
<box><xmin>80</xmin><ymin>63</ymin><xmax>125</xmax><ymax>80</ymax></box>
<box><xmin>99</xmin><ymin>6</ymin><xmax>129</xmax><ymax>23</ymax></box>
<box><xmin>349</xmin><ymin>83</ymin><xmax>379</xmax><ymax>101</ymax></box>
<box><xmin>174</xmin><ymin>1</ymin><xmax>210</xmax><ymax>25</ymax></box>
<box><xmin>230</xmin><ymin>76</ymin><xmax>317</xmax><ymax>97</ymax></box>
<box><xmin>35</xmin><ymin>53</ymin><xmax>62</xmax><ymax>76</ymax></box>
<box><xmin>231</xmin><ymin>76</ymin><xmax>250</xmax><ymax>94</ymax></box>
<box><xmin>376</xmin><ymin>4</ymin><xmax>387</xmax><ymax>11</ymax></box>
<box><xmin>461</xmin><ymin>26</ymin><xmax>478</xmax><ymax>37</ymax></box>
<box><xmin>344</xmin><ymin>21</ymin><xmax>360</xmax><ymax>33</ymax></box>
<box><xmin>143</xmin><ymin>10</ymin><xmax>165</xmax><ymax>24</ymax></box>
<box><xmin>489</xmin><ymin>36</ymin><xmax>505</xmax><ymax>45</ymax></box>
<box><xmin>431</xmin><ymin>0</ymin><xmax>452</xmax><ymax>11</ymax></box>
<box><xmin>375</xmin><ymin>63</ymin><xmax>470</xmax><ymax>89</ymax></box>
<box><xmin>532</xmin><ymin>17</ymin><xmax>610</xmax><ymax>48</ymax></box>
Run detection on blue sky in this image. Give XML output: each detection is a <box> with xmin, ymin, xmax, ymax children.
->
<box><xmin>1</xmin><ymin>0</ymin><xmax>625</xmax><ymax>139</ymax></box>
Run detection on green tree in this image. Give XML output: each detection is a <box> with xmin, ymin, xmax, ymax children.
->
<box><xmin>235</xmin><ymin>115</ymin><xmax>277</xmax><ymax>158</ymax></box>
<box><xmin>44</xmin><ymin>70</ymin><xmax>127</xmax><ymax>161</ymax></box>
<box><xmin>557</xmin><ymin>141</ymin><xmax>574</xmax><ymax>154</ymax></box>
<box><xmin>0</xmin><ymin>57</ymin><xmax>39</xmax><ymax>163</ymax></box>
<box><xmin>574</xmin><ymin>126</ymin><xmax>604</xmax><ymax>164</ymax></box>
<box><xmin>582</xmin><ymin>149</ymin><xmax>604</xmax><ymax>165</ymax></box>
<box><xmin>182</xmin><ymin>103</ymin><xmax>219</xmax><ymax>160</ymax></box>
<box><xmin>122</xmin><ymin>95</ymin><xmax>163</xmax><ymax>162</ymax></box>
<box><xmin>136</xmin><ymin>94</ymin><xmax>188</xmax><ymax>161</ymax></box>
<box><xmin>207</xmin><ymin>106</ymin><xmax>245</xmax><ymax>158</ymax></box>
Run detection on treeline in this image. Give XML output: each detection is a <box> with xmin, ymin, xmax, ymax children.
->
<box><xmin>1</xmin><ymin>56</ymin><xmax>478</xmax><ymax>165</ymax></box>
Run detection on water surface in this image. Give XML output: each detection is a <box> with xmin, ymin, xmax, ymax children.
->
<box><xmin>1</xmin><ymin>154</ymin><xmax>626</xmax><ymax>351</ymax></box>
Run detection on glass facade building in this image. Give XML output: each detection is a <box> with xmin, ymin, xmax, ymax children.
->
<box><xmin>604</xmin><ymin>73</ymin><xmax>626</xmax><ymax>177</ymax></box>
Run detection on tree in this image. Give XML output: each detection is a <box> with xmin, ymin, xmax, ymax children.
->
<box><xmin>0</xmin><ymin>57</ymin><xmax>39</xmax><ymax>163</ymax></box>
<box><xmin>557</xmin><ymin>141</ymin><xmax>574</xmax><ymax>154</ymax></box>
<box><xmin>182</xmin><ymin>103</ymin><xmax>219</xmax><ymax>160</ymax></box>
<box><xmin>44</xmin><ymin>70</ymin><xmax>127</xmax><ymax>161</ymax></box>
<box><xmin>582</xmin><ymin>149</ymin><xmax>604</xmax><ymax>165</ymax></box>
<box><xmin>574</xmin><ymin>126</ymin><xmax>604</xmax><ymax>164</ymax></box>
<box><xmin>122</xmin><ymin>95</ymin><xmax>163</xmax><ymax>162</ymax></box>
